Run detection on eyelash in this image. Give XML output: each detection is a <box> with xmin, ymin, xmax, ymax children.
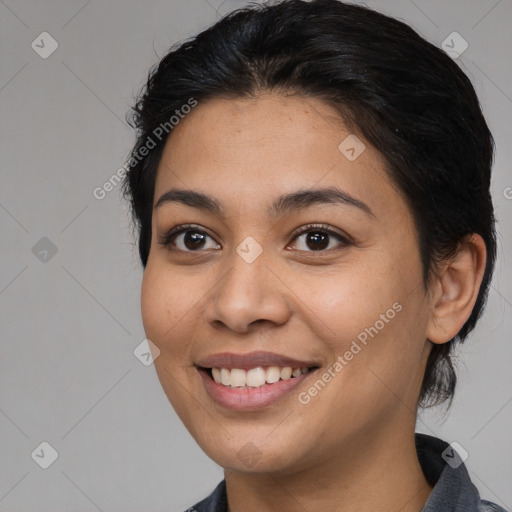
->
<box><xmin>158</xmin><ymin>223</ymin><xmax>352</xmax><ymax>253</ymax></box>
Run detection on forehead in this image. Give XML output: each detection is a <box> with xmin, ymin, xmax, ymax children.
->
<box><xmin>153</xmin><ymin>93</ymin><xmax>401</xmax><ymax>219</ymax></box>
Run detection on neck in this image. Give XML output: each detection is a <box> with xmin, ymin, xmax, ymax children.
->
<box><xmin>224</xmin><ymin>422</ymin><xmax>433</xmax><ymax>512</ymax></box>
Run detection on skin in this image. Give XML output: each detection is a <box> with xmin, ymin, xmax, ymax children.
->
<box><xmin>141</xmin><ymin>93</ymin><xmax>486</xmax><ymax>511</ymax></box>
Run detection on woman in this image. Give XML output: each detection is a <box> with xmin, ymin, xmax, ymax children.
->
<box><xmin>122</xmin><ymin>0</ymin><xmax>507</xmax><ymax>510</ymax></box>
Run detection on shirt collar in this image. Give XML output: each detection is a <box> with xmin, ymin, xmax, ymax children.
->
<box><xmin>190</xmin><ymin>433</ymin><xmax>490</xmax><ymax>512</ymax></box>
<box><xmin>416</xmin><ymin>433</ymin><xmax>482</xmax><ymax>511</ymax></box>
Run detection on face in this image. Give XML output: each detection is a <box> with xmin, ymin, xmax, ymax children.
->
<box><xmin>141</xmin><ymin>93</ymin><xmax>433</xmax><ymax>474</ymax></box>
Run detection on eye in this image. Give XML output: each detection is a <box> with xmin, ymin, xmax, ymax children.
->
<box><xmin>158</xmin><ymin>224</ymin><xmax>220</xmax><ymax>252</ymax></box>
<box><xmin>158</xmin><ymin>223</ymin><xmax>352</xmax><ymax>253</ymax></box>
<box><xmin>288</xmin><ymin>223</ymin><xmax>352</xmax><ymax>252</ymax></box>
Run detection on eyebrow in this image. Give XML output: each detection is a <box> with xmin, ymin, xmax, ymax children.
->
<box><xmin>154</xmin><ymin>187</ymin><xmax>374</xmax><ymax>218</ymax></box>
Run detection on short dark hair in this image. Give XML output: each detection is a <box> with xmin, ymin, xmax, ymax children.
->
<box><xmin>122</xmin><ymin>0</ymin><xmax>496</xmax><ymax>409</ymax></box>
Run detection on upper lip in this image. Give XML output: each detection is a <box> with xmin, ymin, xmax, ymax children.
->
<box><xmin>195</xmin><ymin>351</ymin><xmax>320</xmax><ymax>371</ymax></box>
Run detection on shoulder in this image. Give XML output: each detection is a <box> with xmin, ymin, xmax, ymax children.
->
<box><xmin>479</xmin><ymin>501</ymin><xmax>508</xmax><ymax>512</ymax></box>
<box><xmin>415</xmin><ymin>433</ymin><xmax>509</xmax><ymax>512</ymax></box>
<box><xmin>183</xmin><ymin>480</ymin><xmax>227</xmax><ymax>512</ymax></box>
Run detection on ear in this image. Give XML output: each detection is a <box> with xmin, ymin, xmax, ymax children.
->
<box><xmin>426</xmin><ymin>234</ymin><xmax>487</xmax><ymax>344</ymax></box>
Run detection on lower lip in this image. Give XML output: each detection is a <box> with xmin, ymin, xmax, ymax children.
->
<box><xmin>198</xmin><ymin>368</ymin><xmax>316</xmax><ymax>411</ymax></box>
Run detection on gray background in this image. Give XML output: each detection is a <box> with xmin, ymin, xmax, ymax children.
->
<box><xmin>1</xmin><ymin>0</ymin><xmax>511</xmax><ymax>511</ymax></box>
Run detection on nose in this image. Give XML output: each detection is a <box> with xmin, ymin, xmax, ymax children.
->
<box><xmin>205</xmin><ymin>247</ymin><xmax>292</xmax><ymax>334</ymax></box>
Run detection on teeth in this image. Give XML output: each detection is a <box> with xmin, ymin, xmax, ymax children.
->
<box><xmin>247</xmin><ymin>367</ymin><xmax>266</xmax><ymax>387</ymax></box>
<box><xmin>210</xmin><ymin>366</ymin><xmax>311</xmax><ymax>388</ymax></box>
<box><xmin>266</xmin><ymin>366</ymin><xmax>281</xmax><ymax>384</ymax></box>
<box><xmin>212</xmin><ymin>368</ymin><xmax>221</xmax><ymax>383</ymax></box>
<box><xmin>220</xmin><ymin>368</ymin><xmax>230</xmax><ymax>386</ymax></box>
<box><xmin>280</xmin><ymin>367</ymin><xmax>292</xmax><ymax>379</ymax></box>
<box><xmin>230</xmin><ymin>368</ymin><xmax>247</xmax><ymax>387</ymax></box>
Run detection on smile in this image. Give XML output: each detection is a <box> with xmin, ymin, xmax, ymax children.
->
<box><xmin>210</xmin><ymin>366</ymin><xmax>311</xmax><ymax>388</ymax></box>
<box><xmin>195</xmin><ymin>351</ymin><xmax>320</xmax><ymax>411</ymax></box>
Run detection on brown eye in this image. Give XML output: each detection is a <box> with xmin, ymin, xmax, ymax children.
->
<box><xmin>303</xmin><ymin>231</ymin><xmax>330</xmax><ymax>251</ymax></box>
<box><xmin>289</xmin><ymin>224</ymin><xmax>351</xmax><ymax>252</ymax></box>
<box><xmin>159</xmin><ymin>224</ymin><xmax>220</xmax><ymax>252</ymax></box>
<box><xmin>181</xmin><ymin>231</ymin><xmax>208</xmax><ymax>250</ymax></box>
<box><xmin>159</xmin><ymin>223</ymin><xmax>351</xmax><ymax>253</ymax></box>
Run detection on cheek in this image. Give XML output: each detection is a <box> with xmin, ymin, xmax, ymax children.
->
<box><xmin>140</xmin><ymin>267</ymin><xmax>166</xmax><ymax>340</ymax></box>
<box><xmin>306</xmin><ymin>258</ymin><xmax>410</xmax><ymax>342</ymax></box>
<box><xmin>141</xmin><ymin>261</ymin><xmax>220</xmax><ymax>369</ymax></box>
<box><xmin>305</xmin><ymin>253</ymin><xmax>427</xmax><ymax>387</ymax></box>
<box><xmin>140</xmin><ymin>265</ymin><xmax>201</xmax><ymax>414</ymax></box>
<box><xmin>140</xmin><ymin>265</ymin><xmax>191</xmax><ymax>354</ymax></box>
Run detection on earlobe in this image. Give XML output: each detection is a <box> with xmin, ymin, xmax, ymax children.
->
<box><xmin>426</xmin><ymin>234</ymin><xmax>487</xmax><ymax>345</ymax></box>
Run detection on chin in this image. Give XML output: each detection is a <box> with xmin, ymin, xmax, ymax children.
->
<box><xmin>206</xmin><ymin>443</ymin><xmax>299</xmax><ymax>474</ymax></box>
<box><xmin>189</xmin><ymin>424</ymin><xmax>315</xmax><ymax>475</ymax></box>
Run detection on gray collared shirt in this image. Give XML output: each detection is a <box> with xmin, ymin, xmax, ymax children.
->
<box><xmin>185</xmin><ymin>434</ymin><xmax>508</xmax><ymax>511</ymax></box>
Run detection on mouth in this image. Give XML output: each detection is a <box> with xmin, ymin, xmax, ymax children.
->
<box><xmin>201</xmin><ymin>365</ymin><xmax>319</xmax><ymax>388</ymax></box>
<box><xmin>195</xmin><ymin>351</ymin><xmax>321</xmax><ymax>411</ymax></box>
